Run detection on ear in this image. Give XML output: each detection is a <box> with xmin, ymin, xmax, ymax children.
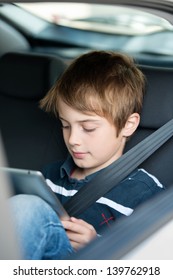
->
<box><xmin>122</xmin><ymin>113</ymin><xmax>140</xmax><ymax>137</ymax></box>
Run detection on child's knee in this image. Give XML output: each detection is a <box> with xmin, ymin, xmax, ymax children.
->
<box><xmin>9</xmin><ymin>194</ymin><xmax>61</xmax><ymax>225</ymax></box>
<box><xmin>9</xmin><ymin>194</ymin><xmax>43</xmax><ymax>211</ymax></box>
<box><xmin>9</xmin><ymin>194</ymin><xmax>52</xmax><ymax>222</ymax></box>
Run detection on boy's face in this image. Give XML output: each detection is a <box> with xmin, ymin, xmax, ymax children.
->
<box><xmin>58</xmin><ymin>99</ymin><xmax>127</xmax><ymax>177</ymax></box>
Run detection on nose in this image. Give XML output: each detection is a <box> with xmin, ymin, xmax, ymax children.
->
<box><xmin>68</xmin><ymin>127</ymin><xmax>81</xmax><ymax>146</ymax></box>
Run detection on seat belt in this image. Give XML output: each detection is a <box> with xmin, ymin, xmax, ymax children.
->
<box><xmin>64</xmin><ymin>118</ymin><xmax>173</xmax><ymax>217</ymax></box>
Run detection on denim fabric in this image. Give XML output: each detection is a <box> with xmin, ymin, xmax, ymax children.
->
<box><xmin>9</xmin><ymin>194</ymin><xmax>74</xmax><ymax>260</ymax></box>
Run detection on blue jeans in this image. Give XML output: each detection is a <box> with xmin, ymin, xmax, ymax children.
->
<box><xmin>8</xmin><ymin>194</ymin><xmax>74</xmax><ymax>260</ymax></box>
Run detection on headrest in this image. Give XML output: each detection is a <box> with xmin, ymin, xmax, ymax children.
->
<box><xmin>139</xmin><ymin>65</ymin><xmax>173</xmax><ymax>129</ymax></box>
<box><xmin>0</xmin><ymin>52</ymin><xmax>67</xmax><ymax>100</ymax></box>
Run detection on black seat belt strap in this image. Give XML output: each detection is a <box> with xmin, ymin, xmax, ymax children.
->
<box><xmin>64</xmin><ymin>119</ymin><xmax>173</xmax><ymax>217</ymax></box>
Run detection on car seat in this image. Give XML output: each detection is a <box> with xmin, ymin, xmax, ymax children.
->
<box><xmin>125</xmin><ymin>65</ymin><xmax>173</xmax><ymax>188</ymax></box>
<box><xmin>0</xmin><ymin>52</ymin><xmax>68</xmax><ymax>170</ymax></box>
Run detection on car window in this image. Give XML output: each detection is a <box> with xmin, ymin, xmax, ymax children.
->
<box><xmin>0</xmin><ymin>2</ymin><xmax>173</xmax><ymax>65</ymax></box>
<box><xmin>18</xmin><ymin>3</ymin><xmax>173</xmax><ymax>35</ymax></box>
<box><xmin>16</xmin><ymin>2</ymin><xmax>173</xmax><ymax>57</ymax></box>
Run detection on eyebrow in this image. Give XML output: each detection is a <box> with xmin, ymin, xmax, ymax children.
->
<box><xmin>59</xmin><ymin>117</ymin><xmax>101</xmax><ymax>123</ymax></box>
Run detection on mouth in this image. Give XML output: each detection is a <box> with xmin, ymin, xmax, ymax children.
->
<box><xmin>72</xmin><ymin>151</ymin><xmax>87</xmax><ymax>159</ymax></box>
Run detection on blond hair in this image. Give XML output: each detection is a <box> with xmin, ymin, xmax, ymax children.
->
<box><xmin>40</xmin><ymin>51</ymin><xmax>145</xmax><ymax>135</ymax></box>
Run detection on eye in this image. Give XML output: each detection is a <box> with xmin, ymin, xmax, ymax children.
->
<box><xmin>83</xmin><ymin>127</ymin><xmax>96</xmax><ymax>132</ymax></box>
<box><xmin>60</xmin><ymin>119</ymin><xmax>70</xmax><ymax>130</ymax></box>
<box><xmin>61</xmin><ymin>125</ymin><xmax>70</xmax><ymax>130</ymax></box>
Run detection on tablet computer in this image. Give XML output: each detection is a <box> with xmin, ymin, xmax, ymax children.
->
<box><xmin>0</xmin><ymin>167</ymin><xmax>69</xmax><ymax>220</ymax></box>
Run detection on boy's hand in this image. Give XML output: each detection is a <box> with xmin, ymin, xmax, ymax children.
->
<box><xmin>61</xmin><ymin>217</ymin><xmax>97</xmax><ymax>251</ymax></box>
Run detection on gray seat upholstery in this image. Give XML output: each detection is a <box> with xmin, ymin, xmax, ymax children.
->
<box><xmin>125</xmin><ymin>65</ymin><xmax>173</xmax><ymax>187</ymax></box>
<box><xmin>0</xmin><ymin>52</ymin><xmax>68</xmax><ymax>170</ymax></box>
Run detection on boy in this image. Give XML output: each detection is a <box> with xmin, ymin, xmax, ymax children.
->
<box><xmin>10</xmin><ymin>51</ymin><xmax>164</xmax><ymax>259</ymax></box>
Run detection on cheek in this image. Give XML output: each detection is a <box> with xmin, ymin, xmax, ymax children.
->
<box><xmin>89</xmin><ymin>130</ymin><xmax>116</xmax><ymax>151</ymax></box>
<box><xmin>62</xmin><ymin>131</ymin><xmax>69</xmax><ymax>145</ymax></box>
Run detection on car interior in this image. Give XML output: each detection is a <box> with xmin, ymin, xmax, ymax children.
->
<box><xmin>0</xmin><ymin>136</ymin><xmax>22</xmax><ymax>260</ymax></box>
<box><xmin>0</xmin><ymin>51</ymin><xmax>68</xmax><ymax>171</ymax></box>
<box><xmin>0</xmin><ymin>51</ymin><xmax>172</xmax><ymax>188</ymax></box>
<box><xmin>0</xmin><ymin>1</ymin><xmax>173</xmax><ymax>260</ymax></box>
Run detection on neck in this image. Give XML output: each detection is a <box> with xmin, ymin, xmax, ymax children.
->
<box><xmin>70</xmin><ymin>168</ymin><xmax>88</xmax><ymax>180</ymax></box>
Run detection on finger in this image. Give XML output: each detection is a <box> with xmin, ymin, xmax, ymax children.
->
<box><xmin>70</xmin><ymin>217</ymin><xmax>95</xmax><ymax>230</ymax></box>
<box><xmin>62</xmin><ymin>220</ymin><xmax>87</xmax><ymax>234</ymax></box>
<box><xmin>70</xmin><ymin>240</ymin><xmax>83</xmax><ymax>251</ymax></box>
<box><xmin>66</xmin><ymin>231</ymin><xmax>91</xmax><ymax>248</ymax></box>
